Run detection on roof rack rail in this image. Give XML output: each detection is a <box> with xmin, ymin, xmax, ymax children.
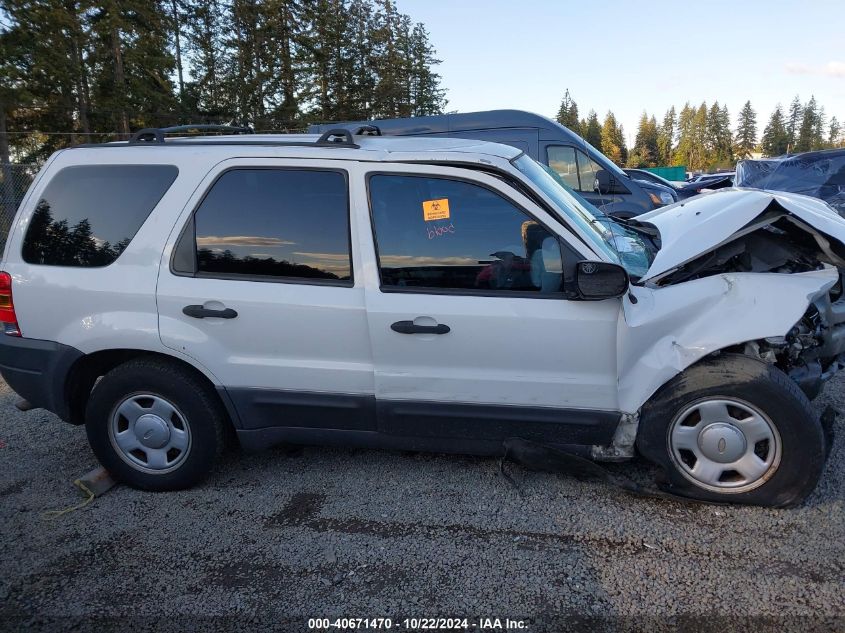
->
<box><xmin>354</xmin><ymin>125</ymin><xmax>381</xmax><ymax>136</ymax></box>
<box><xmin>72</xmin><ymin>126</ymin><xmax>364</xmax><ymax>150</ymax></box>
<box><xmin>129</xmin><ymin>124</ymin><xmax>255</xmax><ymax>144</ymax></box>
<box><xmin>316</xmin><ymin>128</ymin><xmax>360</xmax><ymax>147</ymax></box>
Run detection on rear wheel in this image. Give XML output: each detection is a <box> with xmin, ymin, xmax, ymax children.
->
<box><xmin>637</xmin><ymin>354</ymin><xmax>827</xmax><ymax>507</ymax></box>
<box><xmin>85</xmin><ymin>357</ymin><xmax>227</xmax><ymax>490</ymax></box>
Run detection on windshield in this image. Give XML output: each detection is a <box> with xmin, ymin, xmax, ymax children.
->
<box><xmin>513</xmin><ymin>155</ymin><xmax>653</xmax><ymax>279</ymax></box>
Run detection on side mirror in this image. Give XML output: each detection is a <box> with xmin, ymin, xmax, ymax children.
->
<box><xmin>593</xmin><ymin>169</ymin><xmax>612</xmax><ymax>195</ymax></box>
<box><xmin>575</xmin><ymin>261</ymin><xmax>628</xmax><ymax>300</ymax></box>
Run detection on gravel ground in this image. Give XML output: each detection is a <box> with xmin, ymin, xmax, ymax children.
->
<box><xmin>0</xmin><ymin>375</ymin><xmax>843</xmax><ymax>633</ymax></box>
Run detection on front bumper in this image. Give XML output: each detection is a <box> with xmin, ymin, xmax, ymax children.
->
<box><xmin>0</xmin><ymin>335</ymin><xmax>83</xmax><ymax>421</ymax></box>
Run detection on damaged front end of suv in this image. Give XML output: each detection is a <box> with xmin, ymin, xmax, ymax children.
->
<box><xmin>625</xmin><ymin>188</ymin><xmax>845</xmax><ymax>407</ymax></box>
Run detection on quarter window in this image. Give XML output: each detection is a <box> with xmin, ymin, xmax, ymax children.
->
<box><xmin>192</xmin><ymin>169</ymin><xmax>351</xmax><ymax>282</ymax></box>
<box><xmin>22</xmin><ymin>164</ymin><xmax>177</xmax><ymax>267</ymax></box>
<box><xmin>369</xmin><ymin>174</ymin><xmax>563</xmax><ymax>294</ymax></box>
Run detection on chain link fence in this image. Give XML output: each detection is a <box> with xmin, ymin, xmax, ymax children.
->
<box><xmin>0</xmin><ymin>163</ymin><xmax>41</xmax><ymax>254</ymax></box>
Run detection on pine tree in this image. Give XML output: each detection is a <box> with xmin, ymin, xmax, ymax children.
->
<box><xmin>304</xmin><ymin>0</ymin><xmax>348</xmax><ymax>122</ymax></box>
<box><xmin>344</xmin><ymin>0</ymin><xmax>378</xmax><ymax>120</ymax></box>
<box><xmin>583</xmin><ymin>110</ymin><xmax>602</xmax><ymax>151</ymax></box>
<box><xmin>218</xmin><ymin>0</ymin><xmax>272</xmax><ymax>127</ymax></box>
<box><xmin>183</xmin><ymin>0</ymin><xmax>227</xmax><ymax>121</ymax></box>
<box><xmin>601</xmin><ymin>111</ymin><xmax>626</xmax><ymax>166</ymax></box>
<box><xmin>170</xmin><ymin>0</ymin><xmax>187</xmax><ymax>100</ymax></box>
<box><xmin>271</xmin><ymin>0</ymin><xmax>309</xmax><ymax>126</ymax></box>
<box><xmin>761</xmin><ymin>105</ymin><xmax>789</xmax><ymax>156</ymax></box>
<box><xmin>1</xmin><ymin>0</ymin><xmax>447</xmax><ymax>152</ymax></box>
<box><xmin>629</xmin><ymin>112</ymin><xmax>658</xmax><ymax>167</ymax></box>
<box><xmin>734</xmin><ymin>100</ymin><xmax>757</xmax><ymax>159</ymax></box>
<box><xmin>369</xmin><ymin>0</ymin><xmax>404</xmax><ymax>118</ymax></box>
<box><xmin>689</xmin><ymin>103</ymin><xmax>709</xmax><ymax>170</ymax></box>
<box><xmin>830</xmin><ymin>117</ymin><xmax>842</xmax><ymax>147</ymax></box>
<box><xmin>706</xmin><ymin>101</ymin><xmax>733</xmax><ymax>168</ymax></box>
<box><xmin>786</xmin><ymin>95</ymin><xmax>802</xmax><ymax>152</ymax></box>
<box><xmin>796</xmin><ymin>96</ymin><xmax>820</xmax><ymax>152</ymax></box>
<box><xmin>555</xmin><ymin>89</ymin><xmax>580</xmax><ymax>134</ymax></box>
<box><xmin>657</xmin><ymin>106</ymin><xmax>675</xmax><ymax>166</ymax></box>
<box><xmin>813</xmin><ymin>105</ymin><xmax>827</xmax><ymax>150</ymax></box>
<box><xmin>89</xmin><ymin>0</ymin><xmax>178</xmax><ymax>135</ymax></box>
<box><xmin>406</xmin><ymin>22</ymin><xmax>447</xmax><ymax>116</ymax></box>
<box><xmin>673</xmin><ymin>103</ymin><xmax>696</xmax><ymax>168</ymax></box>
<box><xmin>1</xmin><ymin>0</ymin><xmax>93</xmax><ymax>155</ymax></box>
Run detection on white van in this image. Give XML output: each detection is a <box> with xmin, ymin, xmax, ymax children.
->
<box><xmin>1</xmin><ymin>126</ymin><xmax>843</xmax><ymax>506</ymax></box>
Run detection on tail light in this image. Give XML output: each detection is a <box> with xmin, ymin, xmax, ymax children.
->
<box><xmin>0</xmin><ymin>272</ymin><xmax>21</xmax><ymax>336</ymax></box>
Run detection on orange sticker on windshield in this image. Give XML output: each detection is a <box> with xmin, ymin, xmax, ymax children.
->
<box><xmin>423</xmin><ymin>198</ymin><xmax>450</xmax><ymax>221</ymax></box>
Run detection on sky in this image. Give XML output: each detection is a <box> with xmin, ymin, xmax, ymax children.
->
<box><xmin>397</xmin><ymin>0</ymin><xmax>845</xmax><ymax>144</ymax></box>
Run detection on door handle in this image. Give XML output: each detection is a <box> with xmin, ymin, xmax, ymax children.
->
<box><xmin>182</xmin><ymin>305</ymin><xmax>238</xmax><ymax>319</ymax></box>
<box><xmin>391</xmin><ymin>320</ymin><xmax>450</xmax><ymax>335</ymax></box>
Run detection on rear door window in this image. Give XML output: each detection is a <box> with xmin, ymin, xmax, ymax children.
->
<box><xmin>22</xmin><ymin>164</ymin><xmax>178</xmax><ymax>267</ymax></box>
<box><xmin>189</xmin><ymin>169</ymin><xmax>352</xmax><ymax>283</ymax></box>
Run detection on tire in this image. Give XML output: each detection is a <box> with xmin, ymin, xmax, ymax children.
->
<box><xmin>636</xmin><ymin>353</ymin><xmax>827</xmax><ymax>508</ymax></box>
<box><xmin>85</xmin><ymin>357</ymin><xmax>227</xmax><ymax>491</ymax></box>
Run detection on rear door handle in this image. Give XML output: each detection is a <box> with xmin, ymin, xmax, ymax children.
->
<box><xmin>182</xmin><ymin>305</ymin><xmax>238</xmax><ymax>319</ymax></box>
<box><xmin>391</xmin><ymin>320</ymin><xmax>450</xmax><ymax>335</ymax></box>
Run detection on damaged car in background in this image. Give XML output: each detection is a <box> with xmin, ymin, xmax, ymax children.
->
<box><xmin>735</xmin><ymin>148</ymin><xmax>845</xmax><ymax>216</ymax></box>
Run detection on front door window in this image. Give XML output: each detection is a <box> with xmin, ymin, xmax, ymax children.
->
<box><xmin>369</xmin><ymin>174</ymin><xmax>564</xmax><ymax>295</ymax></box>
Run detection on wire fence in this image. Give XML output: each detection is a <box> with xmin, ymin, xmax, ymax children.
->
<box><xmin>0</xmin><ymin>163</ymin><xmax>41</xmax><ymax>254</ymax></box>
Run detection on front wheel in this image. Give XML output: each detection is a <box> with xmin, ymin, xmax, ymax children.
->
<box><xmin>637</xmin><ymin>354</ymin><xmax>827</xmax><ymax>507</ymax></box>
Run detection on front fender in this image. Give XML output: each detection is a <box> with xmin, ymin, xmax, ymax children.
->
<box><xmin>617</xmin><ymin>268</ymin><xmax>838</xmax><ymax>413</ymax></box>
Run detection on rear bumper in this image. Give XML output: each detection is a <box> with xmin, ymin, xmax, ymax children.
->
<box><xmin>0</xmin><ymin>335</ymin><xmax>82</xmax><ymax>421</ymax></box>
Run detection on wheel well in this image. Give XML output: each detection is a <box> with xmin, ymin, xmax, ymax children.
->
<box><xmin>64</xmin><ymin>350</ymin><xmax>233</xmax><ymax>428</ymax></box>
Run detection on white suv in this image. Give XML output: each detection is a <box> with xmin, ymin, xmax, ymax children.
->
<box><xmin>2</xmin><ymin>127</ymin><xmax>844</xmax><ymax>507</ymax></box>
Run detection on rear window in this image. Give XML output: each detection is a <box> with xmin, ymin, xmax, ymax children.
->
<box><xmin>22</xmin><ymin>164</ymin><xmax>178</xmax><ymax>267</ymax></box>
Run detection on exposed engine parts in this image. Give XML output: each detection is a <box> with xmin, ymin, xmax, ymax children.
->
<box><xmin>745</xmin><ymin>277</ymin><xmax>845</xmax><ymax>398</ymax></box>
<box><xmin>631</xmin><ymin>200</ymin><xmax>845</xmax><ymax>399</ymax></box>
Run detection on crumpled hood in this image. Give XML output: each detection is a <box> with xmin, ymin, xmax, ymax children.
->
<box><xmin>635</xmin><ymin>188</ymin><xmax>845</xmax><ymax>282</ymax></box>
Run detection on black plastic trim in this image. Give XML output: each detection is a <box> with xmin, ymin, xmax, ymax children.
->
<box><xmin>227</xmin><ymin>388</ymin><xmax>377</xmax><ymax>432</ymax></box>
<box><xmin>378</xmin><ymin>400</ymin><xmax>619</xmax><ymax>445</ymax></box>
<box><xmin>224</xmin><ymin>386</ymin><xmax>620</xmax><ymax>450</ymax></box>
<box><xmin>236</xmin><ymin>426</ymin><xmax>510</xmax><ymax>455</ymax></box>
<box><xmin>0</xmin><ymin>336</ymin><xmax>83</xmax><ymax>421</ymax></box>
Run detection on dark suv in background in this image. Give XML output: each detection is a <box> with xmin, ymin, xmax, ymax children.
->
<box><xmin>310</xmin><ymin>109</ymin><xmax>678</xmax><ymax>218</ymax></box>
